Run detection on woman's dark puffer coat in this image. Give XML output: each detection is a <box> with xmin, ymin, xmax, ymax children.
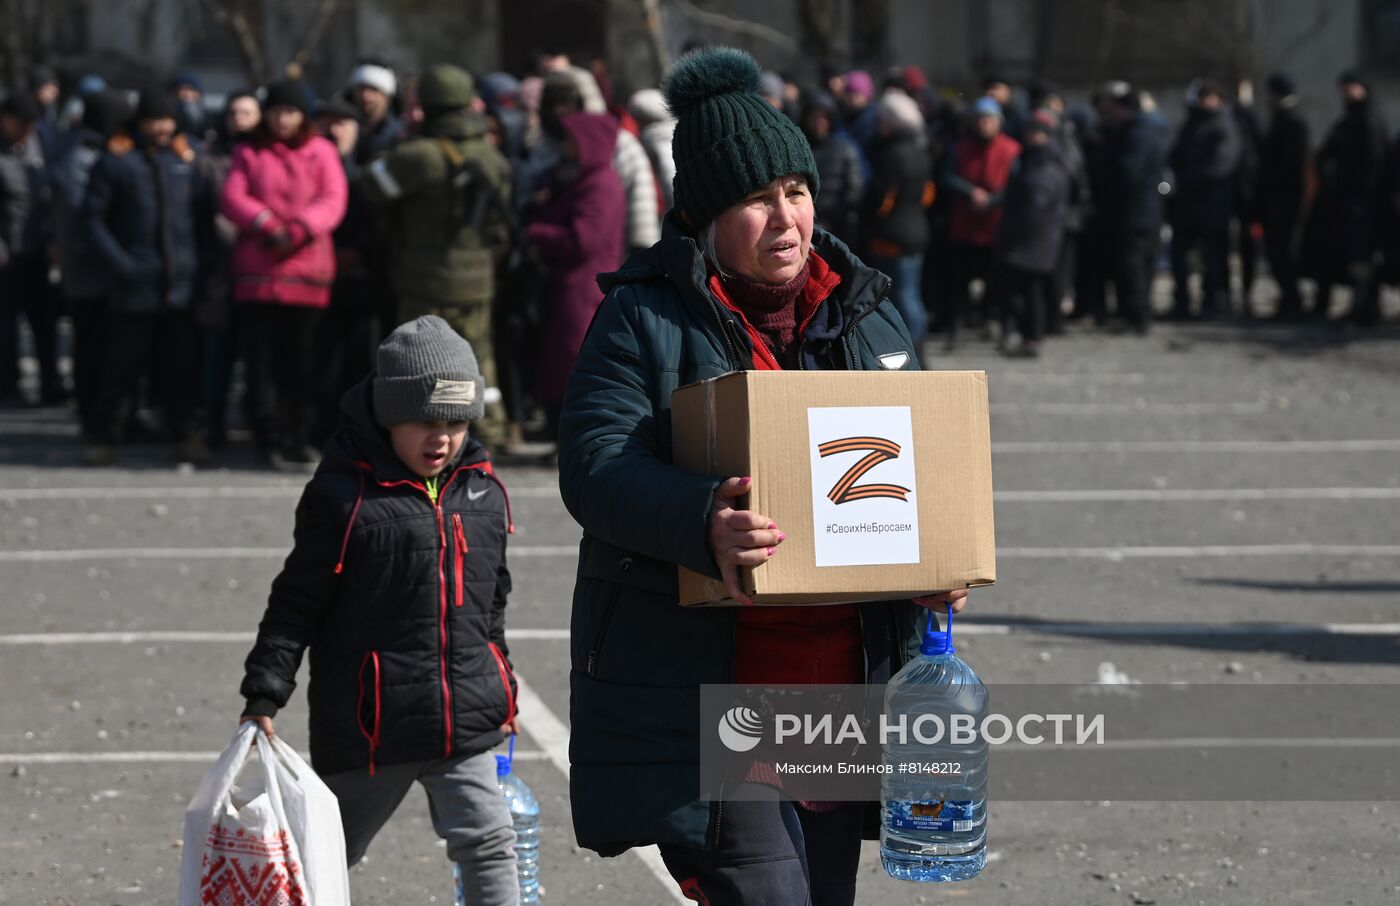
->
<box><xmin>241</xmin><ymin>378</ymin><xmax>517</xmax><ymax>776</ymax></box>
<box><xmin>559</xmin><ymin>214</ymin><xmax>925</xmax><ymax>857</ymax></box>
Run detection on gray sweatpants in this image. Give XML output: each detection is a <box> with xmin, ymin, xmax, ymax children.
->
<box><xmin>322</xmin><ymin>750</ymin><xmax>518</xmax><ymax>906</ymax></box>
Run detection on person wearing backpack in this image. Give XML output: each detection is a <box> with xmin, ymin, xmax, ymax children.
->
<box><xmin>360</xmin><ymin>65</ymin><xmax>513</xmax><ymax>449</ymax></box>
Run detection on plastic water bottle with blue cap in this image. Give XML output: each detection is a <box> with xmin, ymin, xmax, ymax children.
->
<box><xmin>455</xmin><ymin>735</ymin><xmax>541</xmax><ymax>904</ymax></box>
<box><xmin>880</xmin><ymin>605</ymin><xmax>990</xmax><ymax>882</ymax></box>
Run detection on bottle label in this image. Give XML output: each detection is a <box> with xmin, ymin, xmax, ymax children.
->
<box><xmin>888</xmin><ymin>799</ymin><xmax>976</xmax><ymax>833</ymax></box>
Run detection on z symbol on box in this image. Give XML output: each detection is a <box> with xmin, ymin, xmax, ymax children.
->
<box><xmin>818</xmin><ymin>436</ymin><xmax>911</xmax><ymax>505</ymax></box>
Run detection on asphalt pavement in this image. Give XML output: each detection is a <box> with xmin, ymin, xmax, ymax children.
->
<box><xmin>2</xmin><ymin>304</ymin><xmax>1399</xmax><ymax>906</ymax></box>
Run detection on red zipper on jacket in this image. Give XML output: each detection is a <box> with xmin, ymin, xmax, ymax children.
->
<box><xmin>452</xmin><ymin>513</ymin><xmax>468</xmax><ymax>607</ymax></box>
<box><xmin>376</xmin><ymin>465</ymin><xmax>472</xmax><ymax>758</ymax></box>
<box><xmin>488</xmin><ymin>642</ymin><xmax>517</xmax><ymax>722</ymax></box>
<box><xmin>356</xmin><ymin>651</ymin><xmax>382</xmax><ymax>776</ymax></box>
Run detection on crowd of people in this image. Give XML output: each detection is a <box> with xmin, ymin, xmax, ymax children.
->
<box><xmin>0</xmin><ymin>54</ymin><xmax>1393</xmax><ymax>466</ymax></box>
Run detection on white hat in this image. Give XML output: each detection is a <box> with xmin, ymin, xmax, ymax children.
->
<box><xmin>349</xmin><ymin>63</ymin><xmax>397</xmax><ymax>98</ymax></box>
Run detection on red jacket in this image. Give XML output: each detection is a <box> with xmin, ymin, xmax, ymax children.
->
<box><xmin>708</xmin><ymin>253</ymin><xmax>865</xmax><ymax>687</ymax></box>
<box><xmin>221</xmin><ymin>135</ymin><xmax>348</xmax><ymax>307</ymax></box>
<box><xmin>948</xmin><ymin>133</ymin><xmax>1021</xmax><ymax>247</ymax></box>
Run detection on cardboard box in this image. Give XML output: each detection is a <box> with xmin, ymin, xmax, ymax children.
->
<box><xmin>671</xmin><ymin>370</ymin><xmax>996</xmax><ymax>606</ymax></box>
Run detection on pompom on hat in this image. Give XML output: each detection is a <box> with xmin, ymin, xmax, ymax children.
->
<box><xmin>662</xmin><ymin>46</ymin><xmax>820</xmax><ymax>229</ymax></box>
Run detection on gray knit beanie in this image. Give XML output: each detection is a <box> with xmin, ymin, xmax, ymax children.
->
<box><xmin>372</xmin><ymin>316</ymin><xmax>484</xmax><ymax>428</ymax></box>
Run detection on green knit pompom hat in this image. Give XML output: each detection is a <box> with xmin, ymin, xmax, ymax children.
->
<box><xmin>662</xmin><ymin>46</ymin><xmax>820</xmax><ymax>229</ymax></box>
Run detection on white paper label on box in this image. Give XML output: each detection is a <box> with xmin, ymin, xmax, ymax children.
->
<box><xmin>807</xmin><ymin>406</ymin><xmax>920</xmax><ymax>567</ymax></box>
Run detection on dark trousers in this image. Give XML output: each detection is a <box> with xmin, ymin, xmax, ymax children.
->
<box><xmin>1261</xmin><ymin>213</ymin><xmax>1303</xmax><ymax>316</ymax></box>
<box><xmin>92</xmin><ymin>308</ymin><xmax>198</xmax><ymax>444</ymax></box>
<box><xmin>1317</xmin><ymin>198</ymin><xmax>1381</xmax><ymax>324</ymax></box>
<box><xmin>199</xmin><ymin>323</ymin><xmax>236</xmax><ymax>444</ymax></box>
<box><xmin>1047</xmin><ymin>233</ymin><xmax>1077</xmax><ymax>333</ymax></box>
<box><xmin>240</xmin><ymin>303</ymin><xmax>323</xmax><ymax>453</ymax></box>
<box><xmin>1236</xmin><ymin>216</ymin><xmax>1259</xmax><ymax>307</ymax></box>
<box><xmin>1170</xmin><ymin>219</ymin><xmax>1230</xmax><ymax>317</ymax></box>
<box><xmin>1074</xmin><ymin>226</ymin><xmax>1109</xmax><ymax>323</ymax></box>
<box><xmin>69</xmin><ymin>295</ymin><xmax>107</xmax><ymax>438</ymax></box>
<box><xmin>0</xmin><ymin>254</ymin><xmax>62</xmax><ymax>399</ymax></box>
<box><xmin>942</xmin><ymin>243</ymin><xmax>997</xmax><ymax>341</ymax></box>
<box><xmin>315</xmin><ymin>302</ymin><xmax>377</xmax><ymax>445</ymax></box>
<box><xmin>991</xmin><ymin>264</ymin><xmax>1052</xmax><ymax>345</ymax></box>
<box><xmin>658</xmin><ymin>788</ymin><xmax>864</xmax><ymax>906</ymax></box>
<box><xmin>1113</xmin><ymin>229</ymin><xmax>1158</xmax><ymax>330</ymax></box>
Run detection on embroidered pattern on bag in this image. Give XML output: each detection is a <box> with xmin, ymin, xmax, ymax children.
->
<box><xmin>200</xmin><ymin>824</ymin><xmax>308</xmax><ymax>906</ymax></box>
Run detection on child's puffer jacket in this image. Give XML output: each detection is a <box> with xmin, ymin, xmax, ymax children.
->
<box><xmin>240</xmin><ymin>376</ymin><xmax>517</xmax><ymax>776</ymax></box>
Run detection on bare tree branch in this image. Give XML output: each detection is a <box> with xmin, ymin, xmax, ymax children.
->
<box><xmin>1</xmin><ymin>0</ymin><xmax>27</xmax><ymax>88</ymax></box>
<box><xmin>138</xmin><ymin>0</ymin><xmax>161</xmax><ymax>57</ymax></box>
<box><xmin>669</xmin><ymin>0</ymin><xmax>798</xmax><ymax>54</ymax></box>
<box><xmin>290</xmin><ymin>0</ymin><xmax>342</xmax><ymax>72</ymax></box>
<box><xmin>797</xmin><ymin>0</ymin><xmax>846</xmax><ymax>64</ymax></box>
<box><xmin>1265</xmin><ymin>0</ymin><xmax>1332</xmax><ymax>69</ymax></box>
<box><xmin>641</xmin><ymin>0</ymin><xmax>671</xmax><ymax>80</ymax></box>
<box><xmin>203</xmin><ymin>0</ymin><xmax>267</xmax><ymax>84</ymax></box>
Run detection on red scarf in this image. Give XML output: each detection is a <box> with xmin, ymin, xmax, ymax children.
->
<box><xmin>705</xmin><ymin>252</ymin><xmax>864</xmax><ymax>687</ymax></box>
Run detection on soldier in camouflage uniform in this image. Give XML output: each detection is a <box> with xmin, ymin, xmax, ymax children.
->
<box><xmin>361</xmin><ymin>65</ymin><xmax>512</xmax><ymax>447</ymax></box>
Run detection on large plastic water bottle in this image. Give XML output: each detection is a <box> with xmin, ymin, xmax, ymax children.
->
<box><xmin>455</xmin><ymin>736</ymin><xmax>541</xmax><ymax>904</ymax></box>
<box><xmin>880</xmin><ymin>607</ymin><xmax>989</xmax><ymax>882</ymax></box>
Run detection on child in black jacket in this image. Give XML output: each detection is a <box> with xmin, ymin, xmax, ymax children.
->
<box><xmin>240</xmin><ymin>315</ymin><xmax>519</xmax><ymax>904</ymax></box>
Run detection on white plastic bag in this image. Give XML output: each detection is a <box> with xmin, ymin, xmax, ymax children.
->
<box><xmin>179</xmin><ymin>723</ymin><xmax>350</xmax><ymax>906</ymax></box>
<box><xmin>265</xmin><ymin>733</ymin><xmax>351</xmax><ymax>906</ymax></box>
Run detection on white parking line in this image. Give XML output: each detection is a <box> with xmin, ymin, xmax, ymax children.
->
<box><xmin>0</xmin><ymin>628</ymin><xmax>573</xmax><ymax>645</ymax></box>
<box><xmin>2</xmin><ymin>485</ymin><xmax>1396</xmax><ymax>503</ymax></box>
<box><xmin>514</xmin><ymin>674</ymin><xmax>688</xmax><ymax>904</ymax></box>
<box><xmin>5</xmin><ymin>543</ymin><xmax>1398</xmax><ymax>563</ymax></box>
<box><xmin>995</xmin><ymin>487</ymin><xmax>1400</xmax><ymax>502</ymax></box>
<box><xmin>989</xmin><ymin>401</ymin><xmax>1271</xmax><ymax>415</ymax></box>
<box><xmin>993</xmin><ymin>737</ymin><xmax>1400</xmax><ymax>752</ymax></box>
<box><xmin>993</xmin><ymin>439</ymin><xmax>1400</xmax><ymax>453</ymax></box>
<box><xmin>999</xmin><ymin>544</ymin><xmax>1400</xmax><ymax>559</ymax></box>
<box><xmin>0</xmin><ymin>545</ymin><xmax>581</xmax><ymax>562</ymax></box>
<box><xmin>0</xmin><ymin>750</ymin><xmax>550</xmax><ymax>764</ymax></box>
<box><xmin>991</xmin><ymin>372</ymin><xmax>1154</xmax><ymax>384</ymax></box>
<box><xmin>1</xmin><ymin>623</ymin><xmax>1393</xmax><ymax>647</ymax></box>
<box><xmin>0</xmin><ymin>485</ymin><xmax>562</xmax><ymax>501</ymax></box>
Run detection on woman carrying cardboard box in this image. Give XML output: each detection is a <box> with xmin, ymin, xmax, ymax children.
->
<box><xmin>557</xmin><ymin>46</ymin><xmax>969</xmax><ymax>906</ymax></box>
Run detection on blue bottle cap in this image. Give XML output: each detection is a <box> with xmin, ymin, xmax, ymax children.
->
<box><xmin>920</xmin><ymin>607</ymin><xmax>955</xmax><ymax>656</ymax></box>
<box><xmin>496</xmin><ymin>733</ymin><xmax>515</xmax><ymax>776</ymax></box>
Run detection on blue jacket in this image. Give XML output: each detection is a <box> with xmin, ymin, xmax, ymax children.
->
<box><xmin>559</xmin><ymin>215</ymin><xmax>924</xmax><ymax>856</ymax></box>
<box><xmin>82</xmin><ymin>134</ymin><xmax>209</xmax><ymax>313</ymax></box>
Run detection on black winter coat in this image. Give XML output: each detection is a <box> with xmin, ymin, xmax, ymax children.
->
<box><xmin>1168</xmin><ymin>108</ymin><xmax>1242</xmax><ymax>230</ymax></box>
<box><xmin>559</xmin><ymin>215</ymin><xmax>924</xmax><ymax>857</ymax></box>
<box><xmin>809</xmin><ymin>132</ymin><xmax>865</xmax><ymax>248</ymax></box>
<box><xmin>1257</xmin><ymin>103</ymin><xmax>1310</xmax><ymax>224</ymax></box>
<box><xmin>52</xmin><ymin>131</ymin><xmax>112</xmax><ymax>300</ymax></box>
<box><xmin>0</xmin><ymin>150</ymin><xmax>27</xmax><ymax>268</ymax></box>
<box><xmin>997</xmin><ymin>142</ymin><xmax>1074</xmax><ymax>274</ymax></box>
<box><xmin>1301</xmin><ymin>100</ymin><xmax>1388</xmax><ymax>279</ymax></box>
<box><xmin>241</xmin><ymin>379</ymin><xmax>518</xmax><ymax>776</ymax></box>
<box><xmin>1104</xmin><ymin>113</ymin><xmax>1169</xmax><ymax>234</ymax></box>
<box><xmin>82</xmin><ymin>135</ymin><xmax>209</xmax><ymax>314</ymax></box>
<box><xmin>863</xmin><ymin>132</ymin><xmax>932</xmax><ymax>256</ymax></box>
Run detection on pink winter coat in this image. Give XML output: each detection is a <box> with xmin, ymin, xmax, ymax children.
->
<box><xmin>221</xmin><ymin>134</ymin><xmax>348</xmax><ymax>307</ymax></box>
